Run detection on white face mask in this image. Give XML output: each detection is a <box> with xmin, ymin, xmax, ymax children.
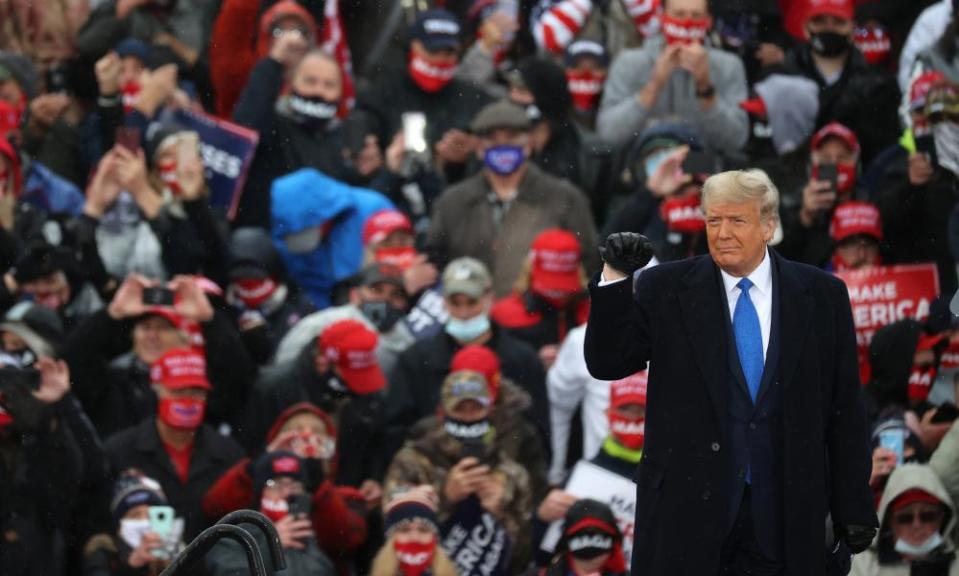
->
<box><xmin>119</xmin><ymin>518</ymin><xmax>152</xmax><ymax>549</ymax></box>
<box><xmin>894</xmin><ymin>531</ymin><xmax>944</xmax><ymax>557</ymax></box>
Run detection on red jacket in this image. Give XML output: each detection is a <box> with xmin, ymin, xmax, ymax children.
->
<box><xmin>208</xmin><ymin>0</ymin><xmax>318</xmax><ymax>117</ymax></box>
<box><xmin>491</xmin><ymin>292</ymin><xmax>590</xmax><ymax>350</ymax></box>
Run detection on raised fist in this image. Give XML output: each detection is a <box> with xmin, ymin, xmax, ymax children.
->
<box><xmin>599</xmin><ymin>232</ymin><xmax>655</xmax><ymax>278</ymax></box>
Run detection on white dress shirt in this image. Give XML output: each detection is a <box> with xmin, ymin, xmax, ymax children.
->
<box><xmin>719</xmin><ymin>249</ymin><xmax>772</xmax><ymax>360</ymax></box>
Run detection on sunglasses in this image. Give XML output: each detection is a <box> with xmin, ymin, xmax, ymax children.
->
<box><xmin>893</xmin><ymin>510</ymin><xmax>942</xmax><ymax>526</ymax></box>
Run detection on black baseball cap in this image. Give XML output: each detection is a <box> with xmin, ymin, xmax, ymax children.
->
<box><xmin>410</xmin><ymin>10</ymin><xmax>461</xmax><ymax>52</ymax></box>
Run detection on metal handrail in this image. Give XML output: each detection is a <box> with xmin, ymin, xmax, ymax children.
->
<box><xmin>216</xmin><ymin>510</ymin><xmax>287</xmax><ymax>571</ymax></box>
<box><xmin>159</xmin><ymin>523</ymin><xmax>267</xmax><ymax>576</ymax></box>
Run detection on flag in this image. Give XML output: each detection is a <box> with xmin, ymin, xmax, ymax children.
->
<box><xmin>320</xmin><ymin>0</ymin><xmax>355</xmax><ymax>115</ymax></box>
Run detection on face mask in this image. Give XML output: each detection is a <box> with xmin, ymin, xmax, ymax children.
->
<box><xmin>660</xmin><ymin>195</ymin><xmax>705</xmax><ymax>233</ymax></box>
<box><xmin>660</xmin><ymin>15</ymin><xmax>710</xmax><ymax>45</ymax></box>
<box><xmin>260</xmin><ymin>497</ymin><xmax>289</xmax><ymax>523</ymax></box>
<box><xmin>287</xmin><ymin>92</ymin><xmax>338</xmax><ymax>129</ymax></box>
<box><xmin>934</xmin><ymin>121</ymin><xmax>959</xmax><ymax>177</ymax></box>
<box><xmin>0</xmin><ymin>403</ymin><xmax>13</xmax><ymax>431</ymax></box>
<box><xmin>359</xmin><ymin>300</ymin><xmax>405</xmax><ymax>332</ymax></box>
<box><xmin>810</xmin><ymin>31</ymin><xmax>851</xmax><ymax>58</ymax></box>
<box><xmin>232</xmin><ymin>278</ymin><xmax>278</xmax><ymax>309</ymax></box>
<box><xmin>854</xmin><ymin>25</ymin><xmax>890</xmax><ymax>66</ymax></box>
<box><xmin>940</xmin><ymin>340</ymin><xmax>959</xmax><ymax>370</ymax></box>
<box><xmin>443</xmin><ymin>415</ymin><xmax>491</xmax><ymax>442</ymax></box>
<box><xmin>408</xmin><ymin>53</ymin><xmax>457</xmax><ymax>93</ymax></box>
<box><xmin>119</xmin><ymin>518</ymin><xmax>152</xmax><ymax>549</ymax></box>
<box><xmin>394</xmin><ymin>538</ymin><xmax>436</xmax><ymax>576</ymax></box>
<box><xmin>158</xmin><ymin>397</ymin><xmax>206</xmax><ymax>430</ymax></box>
<box><xmin>566</xmin><ymin>69</ymin><xmax>605</xmax><ymax>112</ymax></box>
<box><xmin>643</xmin><ymin>148</ymin><xmax>673</xmax><ymax>180</ymax></box>
<box><xmin>568</xmin><ymin>529</ymin><xmax>614</xmax><ymax>560</ymax></box>
<box><xmin>608</xmin><ymin>412</ymin><xmax>645</xmax><ymax>450</ymax></box>
<box><xmin>157</xmin><ymin>160</ymin><xmax>180</xmax><ymax>195</ymax></box>
<box><xmin>908</xmin><ymin>365</ymin><xmax>937</xmax><ymax>403</ymax></box>
<box><xmin>484</xmin><ymin>145</ymin><xmax>526</xmax><ymax>176</ymax></box>
<box><xmin>28</xmin><ymin>290</ymin><xmax>66</xmax><ymax>311</ymax></box>
<box><xmin>895</xmin><ymin>531</ymin><xmax>943</xmax><ymax>557</ymax></box>
<box><xmin>445</xmin><ymin>313</ymin><xmax>490</xmax><ymax>343</ymax></box>
<box><xmin>375</xmin><ymin>246</ymin><xmax>418</xmax><ymax>271</ymax></box>
<box><xmin>121</xmin><ymin>81</ymin><xmax>141</xmax><ymax>115</ymax></box>
<box><xmin>812</xmin><ymin>163</ymin><xmax>857</xmax><ymax>195</ymax></box>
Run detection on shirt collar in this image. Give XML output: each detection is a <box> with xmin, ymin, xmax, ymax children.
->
<box><xmin>720</xmin><ymin>248</ymin><xmax>772</xmax><ymax>297</ymax></box>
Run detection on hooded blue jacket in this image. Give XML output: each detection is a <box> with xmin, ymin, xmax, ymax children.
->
<box><xmin>271</xmin><ymin>168</ymin><xmax>393</xmax><ymax>309</ymax></box>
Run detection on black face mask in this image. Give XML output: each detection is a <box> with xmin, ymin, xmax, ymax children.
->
<box><xmin>443</xmin><ymin>416</ymin><xmax>491</xmax><ymax>443</ymax></box>
<box><xmin>358</xmin><ymin>301</ymin><xmax>405</xmax><ymax>333</ymax></box>
<box><xmin>810</xmin><ymin>31</ymin><xmax>851</xmax><ymax>58</ymax></box>
<box><xmin>287</xmin><ymin>92</ymin><xmax>338</xmax><ymax>129</ymax></box>
<box><xmin>567</xmin><ymin>529</ymin><xmax>614</xmax><ymax>560</ymax></box>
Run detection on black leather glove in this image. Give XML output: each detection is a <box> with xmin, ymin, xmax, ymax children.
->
<box><xmin>599</xmin><ymin>232</ymin><xmax>655</xmax><ymax>277</ymax></box>
<box><xmin>838</xmin><ymin>524</ymin><xmax>877</xmax><ymax>554</ymax></box>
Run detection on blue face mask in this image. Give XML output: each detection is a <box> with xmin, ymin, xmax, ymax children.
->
<box><xmin>643</xmin><ymin>149</ymin><xmax>673</xmax><ymax>179</ymax></box>
<box><xmin>484</xmin><ymin>145</ymin><xmax>526</xmax><ymax>176</ymax></box>
<box><xmin>895</xmin><ymin>531</ymin><xmax>943</xmax><ymax>557</ymax></box>
<box><xmin>445</xmin><ymin>313</ymin><xmax>490</xmax><ymax>343</ymax></box>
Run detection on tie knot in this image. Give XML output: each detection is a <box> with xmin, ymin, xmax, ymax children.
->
<box><xmin>737</xmin><ymin>278</ymin><xmax>753</xmax><ymax>292</ymax></box>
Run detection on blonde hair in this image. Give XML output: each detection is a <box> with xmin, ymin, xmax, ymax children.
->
<box><xmin>701</xmin><ymin>169</ymin><xmax>780</xmax><ymax>223</ymax></box>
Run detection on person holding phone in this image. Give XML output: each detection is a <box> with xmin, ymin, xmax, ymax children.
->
<box><xmin>206</xmin><ymin>451</ymin><xmax>336</xmax><ymax>576</ymax></box>
<box><xmin>384</xmin><ymin>368</ymin><xmax>534</xmax><ymax>572</ymax></box>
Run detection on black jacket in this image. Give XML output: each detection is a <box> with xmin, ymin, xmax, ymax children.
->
<box><xmin>232</xmin><ymin>58</ymin><xmax>369</xmax><ymax>229</ymax></box>
<box><xmin>384</xmin><ymin>326</ymin><xmax>550</xmax><ymax>465</ymax></box>
<box><xmin>230</xmin><ymin>285</ymin><xmax>317</xmax><ymax>366</ymax></box>
<box><xmin>63</xmin><ymin>309</ymin><xmax>256</xmax><ymax>438</ymax></box>
<box><xmin>243</xmin><ymin>347</ymin><xmax>386</xmax><ymax>487</ymax></box>
<box><xmin>104</xmin><ymin>418</ymin><xmax>244</xmax><ymax>541</ymax></box>
<box><xmin>584</xmin><ymin>251</ymin><xmax>877</xmax><ymax>575</ymax></box>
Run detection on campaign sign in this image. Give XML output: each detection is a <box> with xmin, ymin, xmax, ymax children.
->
<box><xmin>172</xmin><ymin>109</ymin><xmax>258</xmax><ymax>219</ymax></box>
<box><xmin>540</xmin><ymin>460</ymin><xmax>635</xmax><ymax>565</ymax></box>
<box><xmin>441</xmin><ymin>496</ymin><xmax>512</xmax><ymax>576</ymax></box>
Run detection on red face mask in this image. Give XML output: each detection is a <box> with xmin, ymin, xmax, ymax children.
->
<box><xmin>158</xmin><ymin>397</ymin><xmax>206</xmax><ymax>430</ymax></box>
<box><xmin>608</xmin><ymin>412</ymin><xmax>645</xmax><ymax>450</ymax></box>
<box><xmin>940</xmin><ymin>340</ymin><xmax>959</xmax><ymax>371</ymax></box>
<box><xmin>374</xmin><ymin>246</ymin><xmax>418</xmax><ymax>271</ymax></box>
<box><xmin>660</xmin><ymin>194</ymin><xmax>705</xmax><ymax>233</ymax></box>
<box><xmin>566</xmin><ymin>69</ymin><xmax>605</xmax><ymax>112</ymax></box>
<box><xmin>31</xmin><ymin>290</ymin><xmax>66</xmax><ymax>310</ymax></box>
<box><xmin>0</xmin><ymin>401</ymin><xmax>12</xmax><ymax>431</ymax></box>
<box><xmin>158</xmin><ymin>160</ymin><xmax>180</xmax><ymax>195</ymax></box>
<box><xmin>394</xmin><ymin>538</ymin><xmax>436</xmax><ymax>576</ymax></box>
<box><xmin>121</xmin><ymin>81</ymin><xmax>141</xmax><ymax>115</ymax></box>
<box><xmin>854</xmin><ymin>25</ymin><xmax>891</xmax><ymax>66</ymax></box>
<box><xmin>660</xmin><ymin>15</ymin><xmax>710</xmax><ymax>45</ymax></box>
<box><xmin>812</xmin><ymin>163</ymin><xmax>857</xmax><ymax>196</ymax></box>
<box><xmin>907</xmin><ymin>365</ymin><xmax>937</xmax><ymax>404</ymax></box>
<box><xmin>408</xmin><ymin>52</ymin><xmax>457</xmax><ymax>93</ymax></box>
<box><xmin>260</xmin><ymin>497</ymin><xmax>289</xmax><ymax>523</ymax></box>
<box><xmin>232</xmin><ymin>278</ymin><xmax>278</xmax><ymax>309</ymax></box>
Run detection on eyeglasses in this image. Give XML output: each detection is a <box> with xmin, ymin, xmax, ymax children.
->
<box><xmin>893</xmin><ymin>510</ymin><xmax>942</xmax><ymax>526</ymax></box>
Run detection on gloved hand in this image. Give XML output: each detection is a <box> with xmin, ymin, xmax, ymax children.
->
<box><xmin>599</xmin><ymin>232</ymin><xmax>655</xmax><ymax>277</ymax></box>
<box><xmin>838</xmin><ymin>524</ymin><xmax>877</xmax><ymax>554</ymax></box>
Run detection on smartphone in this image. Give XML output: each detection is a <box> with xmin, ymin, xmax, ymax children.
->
<box><xmin>461</xmin><ymin>442</ymin><xmax>488</xmax><ymax>464</ymax></box>
<box><xmin>931</xmin><ymin>403</ymin><xmax>959</xmax><ymax>424</ymax></box>
<box><xmin>817</xmin><ymin>163</ymin><xmax>839</xmax><ymax>192</ymax></box>
<box><xmin>681</xmin><ymin>151</ymin><xmax>717</xmax><ymax>177</ymax></box>
<box><xmin>0</xmin><ymin>367</ymin><xmax>41</xmax><ymax>392</ymax></box>
<box><xmin>148</xmin><ymin>505</ymin><xmax>175</xmax><ymax>558</ymax></box>
<box><xmin>402</xmin><ymin>112</ymin><xmax>429</xmax><ymax>155</ymax></box>
<box><xmin>45</xmin><ymin>63</ymin><xmax>68</xmax><ymax>94</ymax></box>
<box><xmin>878</xmin><ymin>428</ymin><xmax>905</xmax><ymax>466</ymax></box>
<box><xmin>177</xmin><ymin>132</ymin><xmax>200</xmax><ymax>166</ymax></box>
<box><xmin>142</xmin><ymin>287</ymin><xmax>175</xmax><ymax>306</ymax></box>
<box><xmin>115</xmin><ymin>126</ymin><xmax>141</xmax><ymax>152</ymax></box>
<box><xmin>915</xmin><ymin>134</ymin><xmax>938</xmax><ymax>168</ymax></box>
<box><xmin>287</xmin><ymin>494</ymin><xmax>311</xmax><ymax>518</ymax></box>
<box><xmin>342</xmin><ymin>111</ymin><xmax>371</xmax><ymax>157</ymax></box>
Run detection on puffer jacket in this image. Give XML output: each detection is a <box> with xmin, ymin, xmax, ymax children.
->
<box><xmin>851</xmin><ymin>464</ymin><xmax>959</xmax><ymax>576</ymax></box>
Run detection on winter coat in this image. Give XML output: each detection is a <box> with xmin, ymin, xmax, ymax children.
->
<box><xmin>426</xmin><ymin>164</ymin><xmax>599</xmax><ymax>297</ymax></box>
<box><xmin>229</xmin><ymin>283</ymin><xmax>316</xmax><ymax>366</ymax></box>
<box><xmin>63</xmin><ymin>309</ymin><xmax>256</xmax><ymax>438</ymax></box>
<box><xmin>83</xmin><ymin>533</ymin><xmax>163</xmax><ymax>576</ymax></box>
<box><xmin>384</xmin><ymin>326</ymin><xmax>550</xmax><ymax>465</ymax></box>
<box><xmin>930</xmin><ymin>421</ymin><xmax>959</xmax><ymax>520</ymax></box>
<box><xmin>232</xmin><ymin>58</ymin><xmax>370</xmax><ymax>229</ymax></box>
<box><xmin>243</xmin><ymin>347</ymin><xmax>387</xmax><ymax>487</ymax></box>
<box><xmin>270</xmin><ymin>168</ymin><xmax>394</xmax><ymax>310</ymax></box>
<box><xmin>104</xmin><ymin>418</ymin><xmax>244</xmax><ymax>542</ymax></box>
<box><xmin>384</xmin><ymin>425</ymin><xmax>533</xmax><ymax>572</ymax></box>
<box><xmin>490</xmin><ymin>292</ymin><xmax>589</xmax><ymax>352</ymax></box>
<box><xmin>851</xmin><ymin>464</ymin><xmax>959</xmax><ymax>576</ymax></box>
<box><xmin>203</xmin><ymin>403</ymin><xmax>368</xmax><ymax>572</ymax></box>
<box><xmin>597</xmin><ymin>35</ymin><xmax>749</xmax><ymax>151</ymax></box>
<box><xmin>206</xmin><ymin>521</ymin><xmax>336</xmax><ymax>576</ymax></box>
<box><xmin>272</xmin><ymin>303</ymin><xmax>415</xmax><ymax>374</ymax></box>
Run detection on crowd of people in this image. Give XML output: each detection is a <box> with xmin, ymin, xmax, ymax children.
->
<box><xmin>3</xmin><ymin>0</ymin><xmax>959</xmax><ymax>574</ymax></box>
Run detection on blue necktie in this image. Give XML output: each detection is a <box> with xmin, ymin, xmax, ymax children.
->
<box><xmin>733</xmin><ymin>278</ymin><xmax>763</xmax><ymax>402</ymax></box>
